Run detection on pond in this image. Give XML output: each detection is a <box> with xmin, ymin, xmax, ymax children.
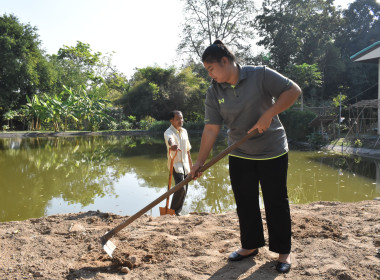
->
<box><xmin>0</xmin><ymin>134</ymin><xmax>379</xmax><ymax>222</ymax></box>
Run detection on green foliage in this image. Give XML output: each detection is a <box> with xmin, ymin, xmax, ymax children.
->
<box><xmin>19</xmin><ymin>85</ymin><xmax>113</xmax><ymax>132</ymax></box>
<box><xmin>22</xmin><ymin>94</ymin><xmax>46</xmax><ymax>130</ymax></box>
<box><xmin>2</xmin><ymin>0</ymin><xmax>379</xmax><ymax>138</ymax></box>
<box><xmin>118</xmin><ymin>65</ymin><xmax>207</xmax><ymax>122</ymax></box>
<box><xmin>284</xmin><ymin>63</ymin><xmax>322</xmax><ymax>89</ymax></box>
<box><xmin>332</xmin><ymin>94</ymin><xmax>348</xmax><ymax>108</ymax></box>
<box><xmin>57</xmin><ymin>41</ymin><xmax>101</xmax><ymax>66</ymax></box>
<box><xmin>3</xmin><ymin>110</ymin><xmax>18</xmax><ymax>129</ymax></box>
<box><xmin>184</xmin><ymin>121</ymin><xmax>205</xmax><ymax>131</ymax></box>
<box><xmin>256</xmin><ymin>0</ymin><xmax>342</xmax><ymax>71</ymax></box>
<box><xmin>0</xmin><ymin>14</ymin><xmax>54</xmax><ymax>116</ymax></box>
<box><xmin>52</xmin><ymin>41</ymin><xmax>116</xmax><ymax>92</ymax></box>
<box><xmin>107</xmin><ymin>121</ymin><xmax>118</xmax><ymax>131</ymax></box>
<box><xmin>118</xmin><ymin>120</ymin><xmax>133</xmax><ymax>130</ymax></box>
<box><xmin>148</xmin><ymin>120</ymin><xmax>170</xmax><ymax>132</ymax></box>
<box><xmin>284</xmin><ymin>63</ymin><xmax>322</xmax><ymax>106</ymax></box>
<box><xmin>353</xmin><ymin>139</ymin><xmax>363</xmax><ymax>148</ymax></box>
<box><xmin>105</xmin><ymin>72</ymin><xmax>129</xmax><ymax>102</ymax></box>
<box><xmin>280</xmin><ymin>109</ymin><xmax>316</xmax><ymax>141</ymax></box>
<box><xmin>138</xmin><ymin>116</ymin><xmax>156</xmax><ymax>130</ymax></box>
<box><xmin>127</xmin><ymin>115</ymin><xmax>137</xmax><ymax>127</ymax></box>
<box><xmin>148</xmin><ymin>120</ymin><xmax>204</xmax><ymax>133</ymax></box>
<box><xmin>307</xmin><ymin>132</ymin><xmax>328</xmax><ymax>148</ymax></box>
<box><xmin>255</xmin><ymin>0</ymin><xmax>379</xmax><ymax>104</ymax></box>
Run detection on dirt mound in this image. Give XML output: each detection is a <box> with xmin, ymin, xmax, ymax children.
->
<box><xmin>0</xmin><ymin>201</ymin><xmax>379</xmax><ymax>279</ymax></box>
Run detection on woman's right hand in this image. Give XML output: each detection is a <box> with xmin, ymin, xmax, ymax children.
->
<box><xmin>190</xmin><ymin>161</ymin><xmax>203</xmax><ymax>179</ymax></box>
<box><xmin>190</xmin><ymin>124</ymin><xmax>220</xmax><ymax>179</ymax></box>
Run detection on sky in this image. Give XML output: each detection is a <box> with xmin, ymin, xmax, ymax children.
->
<box><xmin>1</xmin><ymin>0</ymin><xmax>353</xmax><ymax>78</ymax></box>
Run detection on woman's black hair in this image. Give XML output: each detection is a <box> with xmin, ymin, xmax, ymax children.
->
<box><xmin>202</xmin><ymin>40</ymin><xmax>237</xmax><ymax>63</ymax></box>
<box><xmin>168</xmin><ymin>110</ymin><xmax>182</xmax><ymax>120</ymax></box>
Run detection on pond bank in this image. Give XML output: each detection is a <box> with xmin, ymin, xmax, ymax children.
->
<box><xmin>0</xmin><ymin>130</ymin><xmax>154</xmax><ymax>138</ymax></box>
<box><xmin>3</xmin><ymin>131</ymin><xmax>380</xmax><ymax>161</ymax></box>
<box><xmin>324</xmin><ymin>144</ymin><xmax>380</xmax><ymax>160</ymax></box>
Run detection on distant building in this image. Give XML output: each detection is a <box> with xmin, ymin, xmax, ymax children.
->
<box><xmin>351</xmin><ymin>41</ymin><xmax>380</xmax><ymax>135</ymax></box>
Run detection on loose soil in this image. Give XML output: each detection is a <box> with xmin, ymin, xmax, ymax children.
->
<box><xmin>0</xmin><ymin>200</ymin><xmax>379</xmax><ymax>280</ymax></box>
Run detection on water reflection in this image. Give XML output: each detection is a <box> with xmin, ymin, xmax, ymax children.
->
<box><xmin>287</xmin><ymin>151</ymin><xmax>378</xmax><ymax>203</ymax></box>
<box><xmin>0</xmin><ymin>135</ymin><xmax>378</xmax><ymax>222</ymax></box>
<box><xmin>0</xmin><ymin>135</ymin><xmax>167</xmax><ymax>222</ymax></box>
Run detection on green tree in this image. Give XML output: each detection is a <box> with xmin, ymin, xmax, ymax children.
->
<box><xmin>118</xmin><ymin>80</ymin><xmax>157</xmax><ymax>120</ymax></box>
<box><xmin>104</xmin><ymin>72</ymin><xmax>130</xmax><ymax>102</ymax></box>
<box><xmin>50</xmin><ymin>41</ymin><xmax>120</xmax><ymax>96</ymax></box>
<box><xmin>50</xmin><ymin>41</ymin><xmax>101</xmax><ymax>90</ymax></box>
<box><xmin>121</xmin><ymin>66</ymin><xmax>177</xmax><ymax>120</ymax></box>
<box><xmin>256</xmin><ymin>0</ymin><xmax>342</xmax><ymax>71</ymax></box>
<box><xmin>0</xmin><ymin>14</ymin><xmax>54</xmax><ymax>118</ymax></box>
<box><xmin>334</xmin><ymin>0</ymin><xmax>380</xmax><ymax>101</ymax></box>
<box><xmin>284</xmin><ymin>63</ymin><xmax>322</xmax><ymax>107</ymax></box>
<box><xmin>175</xmin><ymin>66</ymin><xmax>208</xmax><ymax>121</ymax></box>
<box><xmin>118</xmin><ymin>66</ymin><xmax>207</xmax><ymax>121</ymax></box>
<box><xmin>178</xmin><ymin>0</ymin><xmax>256</xmax><ymax>62</ymax></box>
<box><xmin>3</xmin><ymin>110</ymin><xmax>18</xmax><ymax>129</ymax></box>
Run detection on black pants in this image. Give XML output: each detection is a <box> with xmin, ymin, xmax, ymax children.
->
<box><xmin>229</xmin><ymin>154</ymin><xmax>291</xmax><ymax>254</ymax></box>
<box><xmin>170</xmin><ymin>169</ymin><xmax>188</xmax><ymax>214</ymax></box>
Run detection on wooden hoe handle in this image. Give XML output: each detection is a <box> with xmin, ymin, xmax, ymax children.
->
<box><xmin>101</xmin><ymin>129</ymin><xmax>259</xmax><ymax>242</ymax></box>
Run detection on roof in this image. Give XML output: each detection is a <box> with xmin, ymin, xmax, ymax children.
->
<box><xmin>350</xmin><ymin>99</ymin><xmax>380</xmax><ymax>108</ymax></box>
<box><xmin>309</xmin><ymin>115</ymin><xmax>336</xmax><ymax>127</ymax></box>
<box><xmin>350</xmin><ymin>41</ymin><xmax>380</xmax><ymax>63</ymax></box>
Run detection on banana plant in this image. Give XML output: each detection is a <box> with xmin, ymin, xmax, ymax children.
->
<box><xmin>47</xmin><ymin>86</ymin><xmax>80</xmax><ymax>132</ymax></box>
<box><xmin>74</xmin><ymin>86</ymin><xmax>113</xmax><ymax>131</ymax></box>
<box><xmin>42</xmin><ymin>94</ymin><xmax>61</xmax><ymax>132</ymax></box>
<box><xmin>24</xmin><ymin>95</ymin><xmax>47</xmax><ymax>130</ymax></box>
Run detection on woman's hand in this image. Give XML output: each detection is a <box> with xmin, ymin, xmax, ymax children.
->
<box><xmin>190</xmin><ymin>124</ymin><xmax>220</xmax><ymax>179</ymax></box>
<box><xmin>249</xmin><ymin>84</ymin><xmax>302</xmax><ymax>134</ymax></box>
<box><xmin>189</xmin><ymin>161</ymin><xmax>203</xmax><ymax>179</ymax></box>
<box><xmin>249</xmin><ymin>112</ymin><xmax>272</xmax><ymax>134</ymax></box>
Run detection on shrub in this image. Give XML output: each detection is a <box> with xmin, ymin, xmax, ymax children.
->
<box><xmin>148</xmin><ymin>120</ymin><xmax>170</xmax><ymax>132</ymax></box>
<box><xmin>307</xmin><ymin>132</ymin><xmax>328</xmax><ymax>148</ymax></box>
<box><xmin>118</xmin><ymin>121</ymin><xmax>132</xmax><ymax>130</ymax></box>
<box><xmin>127</xmin><ymin>115</ymin><xmax>137</xmax><ymax>128</ymax></box>
<box><xmin>138</xmin><ymin>116</ymin><xmax>156</xmax><ymax>130</ymax></box>
<box><xmin>108</xmin><ymin>121</ymin><xmax>118</xmax><ymax>131</ymax></box>
<box><xmin>280</xmin><ymin>109</ymin><xmax>316</xmax><ymax>141</ymax></box>
<box><xmin>353</xmin><ymin>139</ymin><xmax>363</xmax><ymax>148</ymax></box>
<box><xmin>184</xmin><ymin>121</ymin><xmax>205</xmax><ymax>131</ymax></box>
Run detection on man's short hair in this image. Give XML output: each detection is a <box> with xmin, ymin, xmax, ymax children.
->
<box><xmin>169</xmin><ymin>110</ymin><xmax>182</xmax><ymax>120</ymax></box>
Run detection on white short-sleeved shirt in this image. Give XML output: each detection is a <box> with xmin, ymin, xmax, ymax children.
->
<box><xmin>164</xmin><ymin>125</ymin><xmax>192</xmax><ymax>174</ymax></box>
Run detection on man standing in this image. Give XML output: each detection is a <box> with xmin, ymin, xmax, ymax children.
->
<box><xmin>164</xmin><ymin>110</ymin><xmax>192</xmax><ymax>216</ymax></box>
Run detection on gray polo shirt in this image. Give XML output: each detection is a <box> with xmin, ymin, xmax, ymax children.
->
<box><xmin>204</xmin><ymin>65</ymin><xmax>293</xmax><ymax>160</ymax></box>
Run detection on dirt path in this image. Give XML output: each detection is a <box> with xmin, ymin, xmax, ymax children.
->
<box><xmin>0</xmin><ymin>200</ymin><xmax>379</xmax><ymax>280</ymax></box>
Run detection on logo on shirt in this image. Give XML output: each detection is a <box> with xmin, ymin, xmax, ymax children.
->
<box><xmin>218</xmin><ymin>98</ymin><xmax>224</xmax><ymax>104</ymax></box>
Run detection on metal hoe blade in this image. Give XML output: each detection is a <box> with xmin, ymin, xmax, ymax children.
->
<box><xmin>103</xmin><ymin>239</ymin><xmax>116</xmax><ymax>257</ymax></box>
